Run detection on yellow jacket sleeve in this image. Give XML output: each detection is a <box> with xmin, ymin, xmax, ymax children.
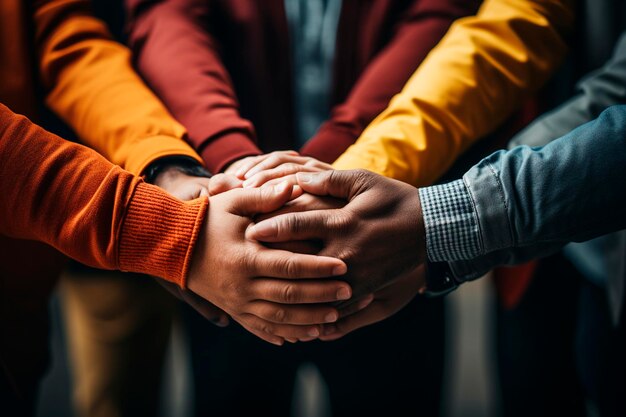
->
<box><xmin>333</xmin><ymin>0</ymin><xmax>574</xmax><ymax>187</ymax></box>
<box><xmin>33</xmin><ymin>0</ymin><xmax>203</xmax><ymax>175</ymax></box>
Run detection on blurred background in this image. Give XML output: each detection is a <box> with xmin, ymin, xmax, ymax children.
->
<box><xmin>36</xmin><ymin>275</ymin><xmax>501</xmax><ymax>417</ymax></box>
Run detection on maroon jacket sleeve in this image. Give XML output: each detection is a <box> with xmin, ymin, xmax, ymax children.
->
<box><xmin>125</xmin><ymin>0</ymin><xmax>262</xmax><ymax>174</ymax></box>
<box><xmin>301</xmin><ymin>0</ymin><xmax>481</xmax><ymax>164</ymax></box>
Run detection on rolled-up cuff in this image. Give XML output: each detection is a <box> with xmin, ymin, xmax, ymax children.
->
<box><xmin>463</xmin><ymin>160</ymin><xmax>513</xmax><ymax>253</ymax></box>
<box><xmin>419</xmin><ymin>180</ymin><xmax>482</xmax><ymax>262</ymax></box>
<box><xmin>118</xmin><ymin>182</ymin><xmax>208</xmax><ymax>287</ymax></box>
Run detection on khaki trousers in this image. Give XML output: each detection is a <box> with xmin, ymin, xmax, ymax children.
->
<box><xmin>60</xmin><ymin>269</ymin><xmax>175</xmax><ymax>417</ymax></box>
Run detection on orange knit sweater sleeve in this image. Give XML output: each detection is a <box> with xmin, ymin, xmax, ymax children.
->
<box><xmin>33</xmin><ymin>0</ymin><xmax>203</xmax><ymax>176</ymax></box>
<box><xmin>0</xmin><ymin>103</ymin><xmax>207</xmax><ymax>287</ymax></box>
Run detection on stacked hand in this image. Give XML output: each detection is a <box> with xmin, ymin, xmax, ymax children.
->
<box><xmin>157</xmin><ymin>155</ymin><xmax>430</xmax><ymax>344</ymax></box>
<box><xmin>240</xmin><ymin>157</ymin><xmax>430</xmax><ymax>340</ymax></box>
<box><xmin>154</xmin><ymin>166</ymin><xmax>355</xmax><ymax>345</ymax></box>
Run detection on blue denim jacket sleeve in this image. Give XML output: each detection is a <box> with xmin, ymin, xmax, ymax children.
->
<box><xmin>444</xmin><ymin>105</ymin><xmax>626</xmax><ymax>281</ymax></box>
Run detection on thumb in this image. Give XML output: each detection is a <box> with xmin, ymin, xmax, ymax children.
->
<box><xmin>296</xmin><ymin>169</ymin><xmax>374</xmax><ymax>201</ymax></box>
<box><xmin>229</xmin><ymin>181</ymin><xmax>293</xmax><ymax>216</ymax></box>
<box><xmin>209</xmin><ymin>173</ymin><xmax>243</xmax><ymax>196</ymax></box>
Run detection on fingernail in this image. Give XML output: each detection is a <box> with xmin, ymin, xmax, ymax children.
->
<box><xmin>251</xmin><ymin>222</ymin><xmax>276</xmax><ymax>238</ymax></box>
<box><xmin>332</xmin><ymin>264</ymin><xmax>347</xmax><ymax>276</ymax></box>
<box><xmin>297</xmin><ymin>172</ymin><xmax>312</xmax><ymax>183</ymax></box>
<box><xmin>336</xmin><ymin>287</ymin><xmax>351</xmax><ymax>300</ymax></box>
<box><xmin>325</xmin><ymin>312</ymin><xmax>338</xmax><ymax>323</ymax></box>
<box><xmin>274</xmin><ymin>181</ymin><xmax>289</xmax><ymax>195</ymax></box>
<box><xmin>272</xmin><ymin>339</ymin><xmax>284</xmax><ymax>347</ymax></box>
<box><xmin>307</xmin><ymin>327</ymin><xmax>320</xmax><ymax>337</ymax></box>
<box><xmin>322</xmin><ymin>325</ymin><xmax>337</xmax><ymax>336</ymax></box>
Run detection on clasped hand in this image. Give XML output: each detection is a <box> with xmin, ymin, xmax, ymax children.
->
<box><xmin>159</xmin><ymin>151</ymin><xmax>429</xmax><ymax>344</ymax></box>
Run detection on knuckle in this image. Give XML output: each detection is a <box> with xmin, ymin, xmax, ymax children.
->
<box><xmin>326</xmin><ymin>210</ymin><xmax>352</xmax><ymax>231</ymax></box>
<box><xmin>284</xmin><ymin>256</ymin><xmax>301</xmax><ymax>278</ymax></box>
<box><xmin>259</xmin><ymin>322</ymin><xmax>273</xmax><ymax>334</ymax></box>
<box><xmin>281</xmin><ymin>283</ymin><xmax>298</xmax><ymax>303</ymax></box>
<box><xmin>273</xmin><ymin>308</ymin><xmax>287</xmax><ymax>323</ymax></box>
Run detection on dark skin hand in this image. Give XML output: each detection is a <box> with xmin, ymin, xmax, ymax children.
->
<box><xmin>258</xmin><ymin>190</ymin><xmax>426</xmax><ymax>340</ymax></box>
<box><xmin>321</xmin><ymin>266</ymin><xmax>425</xmax><ymax>340</ymax></box>
<box><xmin>247</xmin><ymin>169</ymin><xmax>427</xmax><ymax>301</ymax></box>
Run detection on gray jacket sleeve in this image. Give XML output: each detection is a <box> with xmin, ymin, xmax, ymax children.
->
<box><xmin>509</xmin><ymin>32</ymin><xmax>626</xmax><ymax>149</ymax></box>
<box><xmin>447</xmin><ymin>105</ymin><xmax>626</xmax><ymax>281</ymax></box>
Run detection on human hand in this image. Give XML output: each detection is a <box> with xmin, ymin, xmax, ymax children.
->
<box><xmin>225</xmin><ymin>150</ymin><xmax>332</xmax><ymax>188</ymax></box>
<box><xmin>319</xmin><ymin>266</ymin><xmax>426</xmax><ymax>341</ymax></box>
<box><xmin>187</xmin><ymin>182</ymin><xmax>353</xmax><ymax>346</ymax></box>
<box><xmin>247</xmin><ymin>170</ymin><xmax>426</xmax><ymax>300</ymax></box>
<box><xmin>152</xmin><ymin>167</ymin><xmax>245</xmax><ymax>323</ymax></box>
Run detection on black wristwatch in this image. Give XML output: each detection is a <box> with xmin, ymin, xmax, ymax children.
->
<box><xmin>143</xmin><ymin>156</ymin><xmax>212</xmax><ymax>184</ymax></box>
<box><xmin>423</xmin><ymin>261</ymin><xmax>459</xmax><ymax>297</ymax></box>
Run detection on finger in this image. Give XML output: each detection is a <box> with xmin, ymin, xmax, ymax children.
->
<box><xmin>244</xmin><ymin>153</ymin><xmax>310</xmax><ymax>179</ymax></box>
<box><xmin>237</xmin><ymin>320</ymin><xmax>285</xmax><ymax>346</ymax></box>
<box><xmin>237</xmin><ymin>151</ymin><xmax>298</xmax><ymax>178</ymax></box>
<box><xmin>263</xmin><ymin>240</ymin><xmax>322</xmax><ymax>255</ymax></box>
<box><xmin>232</xmin><ymin>155</ymin><xmax>272</xmax><ymax>178</ymax></box>
<box><xmin>261</xmin><ymin>174</ymin><xmax>299</xmax><ymax>189</ymax></box>
<box><xmin>296</xmin><ymin>169</ymin><xmax>375</xmax><ymax>200</ymax></box>
<box><xmin>337</xmin><ymin>294</ymin><xmax>375</xmax><ymax>318</ymax></box>
<box><xmin>255</xmin><ymin>194</ymin><xmax>344</xmax><ymax>222</ymax></box>
<box><xmin>181</xmin><ymin>291</ymin><xmax>230</xmax><ymax>327</ymax></box>
<box><xmin>240</xmin><ymin>314</ymin><xmax>322</xmax><ymax>341</ymax></box>
<box><xmin>243</xmin><ymin>164</ymin><xmax>323</xmax><ymax>188</ymax></box>
<box><xmin>209</xmin><ymin>173</ymin><xmax>243</xmax><ymax>196</ymax></box>
<box><xmin>246</xmin><ymin>301</ymin><xmax>340</xmax><ymax>325</ymax></box>
<box><xmin>319</xmin><ymin>305</ymin><xmax>384</xmax><ymax>341</ymax></box>
<box><xmin>247</xmin><ymin>209</ymin><xmax>345</xmax><ymax>242</ymax></box>
<box><xmin>251</xmin><ymin>248</ymin><xmax>347</xmax><ymax>278</ymax></box>
<box><xmin>228</xmin><ymin>182</ymin><xmax>293</xmax><ymax>216</ymax></box>
<box><xmin>251</xmin><ymin>278</ymin><xmax>351</xmax><ymax>303</ymax></box>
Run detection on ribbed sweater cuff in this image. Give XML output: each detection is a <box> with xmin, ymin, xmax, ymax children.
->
<box><xmin>118</xmin><ymin>182</ymin><xmax>208</xmax><ymax>287</ymax></box>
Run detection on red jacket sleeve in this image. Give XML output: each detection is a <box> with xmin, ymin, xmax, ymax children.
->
<box><xmin>301</xmin><ymin>0</ymin><xmax>481</xmax><ymax>163</ymax></box>
<box><xmin>0</xmin><ymin>103</ymin><xmax>207</xmax><ymax>287</ymax></box>
<box><xmin>126</xmin><ymin>0</ymin><xmax>261</xmax><ymax>173</ymax></box>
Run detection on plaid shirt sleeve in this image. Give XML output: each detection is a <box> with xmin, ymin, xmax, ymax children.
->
<box><xmin>418</xmin><ymin>180</ymin><xmax>482</xmax><ymax>262</ymax></box>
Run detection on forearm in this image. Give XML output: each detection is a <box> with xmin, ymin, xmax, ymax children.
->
<box><xmin>34</xmin><ymin>0</ymin><xmax>201</xmax><ymax>175</ymax></box>
<box><xmin>421</xmin><ymin>105</ymin><xmax>626</xmax><ymax>268</ymax></box>
<box><xmin>0</xmin><ymin>104</ymin><xmax>206</xmax><ymax>287</ymax></box>
<box><xmin>334</xmin><ymin>0</ymin><xmax>574</xmax><ymax>187</ymax></box>
<box><xmin>126</xmin><ymin>0</ymin><xmax>261</xmax><ymax>173</ymax></box>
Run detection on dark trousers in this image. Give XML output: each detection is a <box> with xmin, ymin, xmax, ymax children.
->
<box><xmin>497</xmin><ymin>254</ymin><xmax>626</xmax><ymax>417</ymax></box>
<box><xmin>185</xmin><ymin>295</ymin><xmax>445</xmax><ymax>417</ymax></box>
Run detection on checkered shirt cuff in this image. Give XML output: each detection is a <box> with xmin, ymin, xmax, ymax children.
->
<box><xmin>419</xmin><ymin>180</ymin><xmax>482</xmax><ymax>262</ymax></box>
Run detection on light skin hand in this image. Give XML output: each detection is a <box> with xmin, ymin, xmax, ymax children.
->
<box><xmin>153</xmin><ymin>167</ymin><xmax>234</xmax><ymax>326</ymax></box>
<box><xmin>319</xmin><ymin>266</ymin><xmax>426</xmax><ymax>341</ymax></box>
<box><xmin>187</xmin><ymin>182</ymin><xmax>353</xmax><ymax>346</ymax></box>
<box><xmin>225</xmin><ymin>150</ymin><xmax>332</xmax><ymax>188</ymax></box>
<box><xmin>247</xmin><ymin>170</ymin><xmax>427</xmax><ymax>301</ymax></box>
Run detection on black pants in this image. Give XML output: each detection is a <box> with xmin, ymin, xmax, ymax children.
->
<box><xmin>185</xmin><ymin>295</ymin><xmax>445</xmax><ymax>417</ymax></box>
<box><xmin>497</xmin><ymin>254</ymin><xmax>625</xmax><ymax>417</ymax></box>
